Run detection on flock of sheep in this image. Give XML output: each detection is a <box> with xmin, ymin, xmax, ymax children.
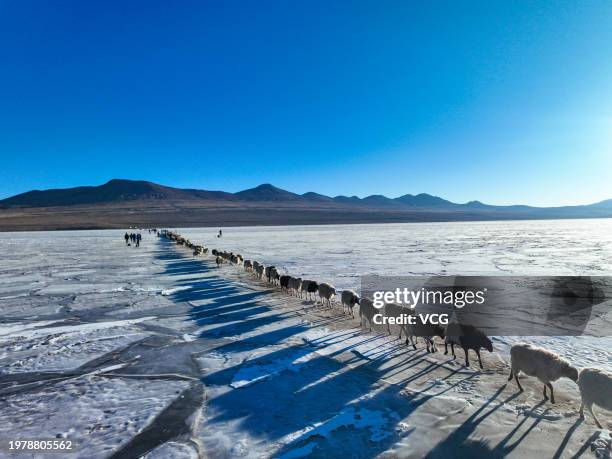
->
<box><xmin>158</xmin><ymin>230</ymin><xmax>611</xmax><ymax>429</ymax></box>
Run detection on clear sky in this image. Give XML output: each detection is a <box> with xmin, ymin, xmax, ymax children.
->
<box><xmin>1</xmin><ymin>1</ymin><xmax>611</xmax><ymax>206</ymax></box>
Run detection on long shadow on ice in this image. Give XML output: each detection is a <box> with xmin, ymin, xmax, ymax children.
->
<box><xmin>153</xmin><ymin>238</ymin><xmax>483</xmax><ymax>457</ymax></box>
<box><xmin>423</xmin><ymin>385</ymin><xmax>536</xmax><ymax>459</ymax></box>
<box><xmin>552</xmin><ymin>417</ymin><xmax>583</xmax><ymax>459</ymax></box>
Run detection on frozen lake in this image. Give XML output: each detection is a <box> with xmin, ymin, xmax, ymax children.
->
<box><xmin>180</xmin><ymin>218</ymin><xmax>612</xmax><ymax>292</ymax></box>
<box><xmin>182</xmin><ymin>219</ymin><xmax>612</xmax><ymax>372</ymax></box>
<box><xmin>0</xmin><ymin>220</ymin><xmax>611</xmax><ymax>457</ymax></box>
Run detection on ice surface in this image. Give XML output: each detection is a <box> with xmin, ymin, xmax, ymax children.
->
<box><xmin>179</xmin><ymin>219</ymin><xmax>612</xmax><ymax>291</ymax></box>
<box><xmin>0</xmin><ymin>318</ymin><xmax>154</xmax><ymax>374</ymax></box>
<box><xmin>0</xmin><ymin>376</ymin><xmax>190</xmax><ymax>457</ymax></box>
<box><xmin>281</xmin><ymin>405</ymin><xmax>399</xmax><ymax>445</ymax></box>
<box><xmin>592</xmin><ymin>430</ymin><xmax>612</xmax><ymax>459</ymax></box>
<box><xmin>0</xmin><ymin>222</ymin><xmax>610</xmax><ymax>458</ymax></box>
<box><xmin>143</xmin><ymin>441</ymin><xmax>200</xmax><ymax>459</ymax></box>
<box><xmin>230</xmin><ymin>347</ymin><xmax>314</xmax><ymax>388</ymax></box>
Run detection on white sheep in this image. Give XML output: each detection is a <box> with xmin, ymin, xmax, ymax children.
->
<box><xmin>578</xmin><ymin>367</ymin><xmax>611</xmax><ymax>428</ymax></box>
<box><xmin>340</xmin><ymin>290</ymin><xmax>360</xmax><ymax>317</ymax></box>
<box><xmin>243</xmin><ymin>259</ymin><xmax>253</xmax><ymax>272</ymax></box>
<box><xmin>508</xmin><ymin>343</ymin><xmax>579</xmax><ymax>403</ymax></box>
<box><xmin>318</xmin><ymin>283</ymin><xmax>336</xmax><ymax>308</ymax></box>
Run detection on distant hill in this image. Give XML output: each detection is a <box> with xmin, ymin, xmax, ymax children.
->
<box><xmin>234</xmin><ymin>184</ymin><xmax>304</xmax><ymax>202</ymax></box>
<box><xmin>395</xmin><ymin>193</ymin><xmax>458</xmax><ymax>208</ymax></box>
<box><xmin>1</xmin><ymin>179</ymin><xmax>611</xmax><ymax>231</ymax></box>
<box><xmin>0</xmin><ymin>179</ymin><xmax>235</xmax><ymax>207</ymax></box>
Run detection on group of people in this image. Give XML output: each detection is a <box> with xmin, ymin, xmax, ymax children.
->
<box><xmin>124</xmin><ymin>232</ymin><xmax>142</xmax><ymax>247</ymax></box>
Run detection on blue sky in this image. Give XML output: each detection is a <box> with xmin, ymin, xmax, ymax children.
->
<box><xmin>1</xmin><ymin>1</ymin><xmax>611</xmax><ymax>206</ymax></box>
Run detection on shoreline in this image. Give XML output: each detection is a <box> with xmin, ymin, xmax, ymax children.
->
<box><xmin>2</xmin><ymin>215</ymin><xmax>612</xmax><ymax>233</ymax></box>
<box><xmin>2</xmin><ymin>203</ymin><xmax>612</xmax><ymax>233</ymax></box>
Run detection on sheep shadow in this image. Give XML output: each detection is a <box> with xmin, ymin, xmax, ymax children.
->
<box><xmin>552</xmin><ymin>417</ymin><xmax>583</xmax><ymax>459</ymax></box>
<box><xmin>153</xmin><ymin>239</ymin><xmax>497</xmax><ymax>457</ymax></box>
<box><xmin>424</xmin><ymin>386</ymin><xmax>546</xmax><ymax>459</ymax></box>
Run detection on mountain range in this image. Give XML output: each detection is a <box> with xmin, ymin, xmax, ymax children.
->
<box><xmin>0</xmin><ymin>179</ymin><xmax>611</xmax><ymax>231</ymax></box>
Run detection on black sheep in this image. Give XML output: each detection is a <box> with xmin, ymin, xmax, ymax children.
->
<box><xmin>406</xmin><ymin>319</ymin><xmax>445</xmax><ymax>353</ymax></box>
<box><xmin>307</xmin><ymin>281</ymin><xmax>318</xmax><ymax>301</ymax></box>
<box><xmin>280</xmin><ymin>275</ymin><xmax>291</xmax><ymax>292</ymax></box>
<box><xmin>444</xmin><ymin>323</ymin><xmax>493</xmax><ymax>369</ymax></box>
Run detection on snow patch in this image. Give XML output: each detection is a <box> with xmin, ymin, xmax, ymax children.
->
<box><xmin>282</xmin><ymin>406</ymin><xmax>398</xmax><ymax>447</ymax></box>
<box><xmin>230</xmin><ymin>348</ymin><xmax>314</xmax><ymax>389</ymax></box>
<box><xmin>0</xmin><ymin>320</ymin><xmax>62</xmax><ymax>337</ymax></box>
<box><xmin>161</xmin><ymin>286</ymin><xmax>192</xmax><ymax>296</ymax></box>
<box><xmin>0</xmin><ymin>317</ymin><xmax>156</xmax><ymax>341</ymax></box>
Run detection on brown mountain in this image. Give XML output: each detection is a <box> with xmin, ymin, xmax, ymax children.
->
<box><xmin>0</xmin><ymin>179</ymin><xmax>235</xmax><ymax>207</ymax></box>
<box><xmin>0</xmin><ymin>179</ymin><xmax>611</xmax><ymax>231</ymax></box>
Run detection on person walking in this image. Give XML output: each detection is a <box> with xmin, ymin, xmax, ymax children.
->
<box><xmin>124</xmin><ymin>232</ymin><xmax>129</xmax><ymax>245</ymax></box>
<box><xmin>136</xmin><ymin>233</ymin><xmax>141</xmax><ymax>247</ymax></box>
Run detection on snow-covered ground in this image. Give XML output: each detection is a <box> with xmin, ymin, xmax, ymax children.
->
<box><xmin>0</xmin><ymin>225</ymin><xmax>610</xmax><ymax>458</ymax></box>
<box><xmin>180</xmin><ymin>219</ymin><xmax>612</xmax><ymax>291</ymax></box>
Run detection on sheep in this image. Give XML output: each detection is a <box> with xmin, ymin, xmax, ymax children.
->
<box><xmin>279</xmin><ymin>275</ymin><xmax>291</xmax><ymax>292</ymax></box>
<box><xmin>299</xmin><ymin>280</ymin><xmax>311</xmax><ymax>299</ymax></box>
<box><xmin>264</xmin><ymin>266</ymin><xmax>276</xmax><ymax>284</ymax></box>
<box><xmin>215</xmin><ymin>256</ymin><xmax>222</xmax><ymax>267</ymax></box>
<box><xmin>359</xmin><ymin>297</ymin><xmax>377</xmax><ymax>331</ymax></box>
<box><xmin>288</xmin><ymin>277</ymin><xmax>302</xmax><ymax>296</ymax></box>
<box><xmin>256</xmin><ymin>264</ymin><xmax>266</xmax><ymax>280</ymax></box>
<box><xmin>508</xmin><ymin>343</ymin><xmax>579</xmax><ymax>403</ymax></box>
<box><xmin>243</xmin><ymin>259</ymin><xmax>253</xmax><ymax>272</ymax></box>
<box><xmin>318</xmin><ymin>282</ymin><xmax>336</xmax><ymax>308</ymax></box>
<box><xmin>193</xmin><ymin>245</ymin><xmax>207</xmax><ymax>256</ymax></box>
<box><xmin>269</xmin><ymin>267</ymin><xmax>280</xmax><ymax>285</ymax></box>
<box><xmin>403</xmin><ymin>314</ymin><xmax>445</xmax><ymax>353</ymax></box>
<box><xmin>212</xmin><ymin>249</ymin><xmax>218</xmax><ymax>256</ymax></box>
<box><xmin>383</xmin><ymin>303</ymin><xmax>408</xmax><ymax>338</ymax></box>
<box><xmin>578</xmin><ymin>367</ymin><xmax>611</xmax><ymax>428</ymax></box>
<box><xmin>307</xmin><ymin>280</ymin><xmax>319</xmax><ymax>301</ymax></box>
<box><xmin>252</xmin><ymin>260</ymin><xmax>260</xmax><ymax>274</ymax></box>
<box><xmin>340</xmin><ymin>290</ymin><xmax>360</xmax><ymax>317</ymax></box>
<box><xmin>300</xmin><ymin>280</ymin><xmax>318</xmax><ymax>301</ymax></box>
<box><xmin>444</xmin><ymin>324</ymin><xmax>492</xmax><ymax>368</ymax></box>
